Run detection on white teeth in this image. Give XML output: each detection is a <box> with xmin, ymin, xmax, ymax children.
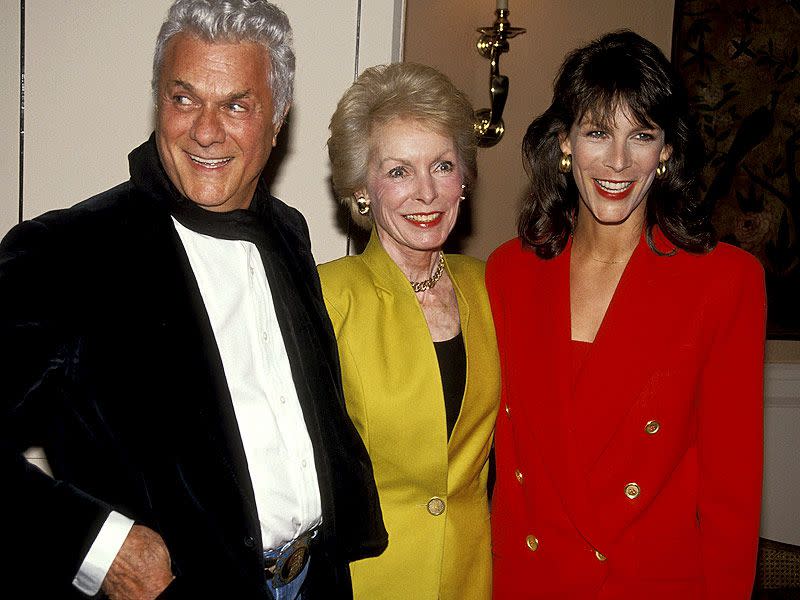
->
<box><xmin>595</xmin><ymin>179</ymin><xmax>633</xmax><ymax>192</ymax></box>
<box><xmin>190</xmin><ymin>155</ymin><xmax>231</xmax><ymax>167</ymax></box>
<box><xmin>404</xmin><ymin>213</ymin><xmax>440</xmax><ymax>223</ymax></box>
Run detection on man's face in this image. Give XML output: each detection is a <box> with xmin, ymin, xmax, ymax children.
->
<box><xmin>155</xmin><ymin>33</ymin><xmax>282</xmax><ymax>212</ymax></box>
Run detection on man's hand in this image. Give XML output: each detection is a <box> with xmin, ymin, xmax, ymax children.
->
<box><xmin>101</xmin><ymin>524</ymin><xmax>174</xmax><ymax>600</ymax></box>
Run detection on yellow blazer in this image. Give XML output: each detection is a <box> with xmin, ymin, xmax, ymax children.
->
<box><xmin>318</xmin><ymin>231</ymin><xmax>500</xmax><ymax>599</ymax></box>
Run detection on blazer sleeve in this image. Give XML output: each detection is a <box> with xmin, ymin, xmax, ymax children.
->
<box><xmin>697</xmin><ymin>254</ymin><xmax>766</xmax><ymax>598</ymax></box>
<box><xmin>0</xmin><ymin>219</ymin><xmax>113</xmax><ymax>586</ymax></box>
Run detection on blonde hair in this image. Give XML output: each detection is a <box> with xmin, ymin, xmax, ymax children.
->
<box><xmin>327</xmin><ymin>63</ymin><xmax>476</xmax><ymax>229</ymax></box>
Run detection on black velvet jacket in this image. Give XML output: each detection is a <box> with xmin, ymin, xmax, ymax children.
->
<box><xmin>0</xmin><ymin>136</ymin><xmax>387</xmax><ymax>599</ymax></box>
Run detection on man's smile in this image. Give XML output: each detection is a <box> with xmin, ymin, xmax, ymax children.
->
<box><xmin>188</xmin><ymin>153</ymin><xmax>233</xmax><ymax>168</ymax></box>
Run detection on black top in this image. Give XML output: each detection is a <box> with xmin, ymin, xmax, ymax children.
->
<box><xmin>434</xmin><ymin>331</ymin><xmax>467</xmax><ymax>439</ymax></box>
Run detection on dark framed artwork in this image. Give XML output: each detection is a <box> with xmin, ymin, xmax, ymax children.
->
<box><xmin>672</xmin><ymin>1</ymin><xmax>800</xmax><ymax>339</ymax></box>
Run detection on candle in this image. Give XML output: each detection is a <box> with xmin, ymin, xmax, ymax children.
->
<box><xmin>496</xmin><ymin>0</ymin><xmax>508</xmax><ymax>10</ymax></box>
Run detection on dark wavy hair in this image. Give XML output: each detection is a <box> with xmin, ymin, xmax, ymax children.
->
<box><xmin>518</xmin><ymin>30</ymin><xmax>715</xmax><ymax>258</ymax></box>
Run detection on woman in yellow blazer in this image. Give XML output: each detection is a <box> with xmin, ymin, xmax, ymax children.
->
<box><xmin>319</xmin><ymin>63</ymin><xmax>500</xmax><ymax>599</ymax></box>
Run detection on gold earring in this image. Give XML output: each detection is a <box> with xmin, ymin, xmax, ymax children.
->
<box><xmin>356</xmin><ymin>196</ymin><xmax>370</xmax><ymax>215</ymax></box>
<box><xmin>558</xmin><ymin>152</ymin><xmax>572</xmax><ymax>174</ymax></box>
<box><xmin>656</xmin><ymin>160</ymin><xmax>667</xmax><ymax>179</ymax></box>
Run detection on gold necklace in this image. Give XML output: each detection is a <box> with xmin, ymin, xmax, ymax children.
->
<box><xmin>588</xmin><ymin>255</ymin><xmax>629</xmax><ymax>265</ymax></box>
<box><xmin>410</xmin><ymin>252</ymin><xmax>445</xmax><ymax>293</ymax></box>
<box><xmin>573</xmin><ymin>240</ymin><xmax>636</xmax><ymax>265</ymax></box>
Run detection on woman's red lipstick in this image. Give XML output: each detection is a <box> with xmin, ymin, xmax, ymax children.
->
<box><xmin>593</xmin><ymin>179</ymin><xmax>635</xmax><ymax>200</ymax></box>
<box><xmin>403</xmin><ymin>212</ymin><xmax>443</xmax><ymax>228</ymax></box>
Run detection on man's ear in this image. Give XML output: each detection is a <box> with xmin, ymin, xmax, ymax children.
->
<box><xmin>272</xmin><ymin>105</ymin><xmax>291</xmax><ymax>147</ymax></box>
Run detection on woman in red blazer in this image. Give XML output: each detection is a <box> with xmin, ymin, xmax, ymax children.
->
<box><xmin>487</xmin><ymin>31</ymin><xmax>765</xmax><ymax>599</ymax></box>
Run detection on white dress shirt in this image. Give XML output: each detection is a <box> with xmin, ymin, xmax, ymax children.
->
<box><xmin>73</xmin><ymin>218</ymin><xmax>322</xmax><ymax>595</ymax></box>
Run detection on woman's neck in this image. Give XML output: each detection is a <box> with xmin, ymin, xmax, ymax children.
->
<box><xmin>376</xmin><ymin>230</ymin><xmax>442</xmax><ymax>283</ymax></box>
<box><xmin>572</xmin><ymin>209</ymin><xmax>645</xmax><ymax>264</ymax></box>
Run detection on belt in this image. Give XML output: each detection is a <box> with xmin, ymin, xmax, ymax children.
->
<box><xmin>263</xmin><ymin>528</ymin><xmax>317</xmax><ymax>588</ymax></box>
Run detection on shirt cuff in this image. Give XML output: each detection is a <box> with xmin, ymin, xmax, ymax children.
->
<box><xmin>72</xmin><ymin>511</ymin><xmax>135</xmax><ymax>596</ymax></box>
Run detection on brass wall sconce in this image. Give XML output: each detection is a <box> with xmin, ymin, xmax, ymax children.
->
<box><xmin>474</xmin><ymin>8</ymin><xmax>526</xmax><ymax>147</ymax></box>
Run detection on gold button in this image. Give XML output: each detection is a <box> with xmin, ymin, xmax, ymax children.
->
<box><xmin>645</xmin><ymin>420</ymin><xmax>660</xmax><ymax>435</ymax></box>
<box><xmin>427</xmin><ymin>497</ymin><xmax>445</xmax><ymax>516</ymax></box>
<box><xmin>526</xmin><ymin>534</ymin><xmax>539</xmax><ymax>552</ymax></box>
<box><xmin>624</xmin><ymin>482</ymin><xmax>640</xmax><ymax>499</ymax></box>
<box><xmin>595</xmin><ymin>550</ymin><xmax>607</xmax><ymax>561</ymax></box>
<box><xmin>505</xmin><ymin>404</ymin><xmax>511</xmax><ymax>417</ymax></box>
<box><xmin>514</xmin><ymin>469</ymin><xmax>524</xmax><ymax>483</ymax></box>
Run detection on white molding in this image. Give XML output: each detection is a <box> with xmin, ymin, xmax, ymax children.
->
<box><xmin>358</xmin><ymin>0</ymin><xmax>406</xmax><ymax>70</ymax></box>
<box><xmin>764</xmin><ymin>363</ymin><xmax>800</xmax><ymax>407</ymax></box>
<box><xmin>0</xmin><ymin>1</ymin><xmax>20</xmax><ymax>237</ymax></box>
<box><xmin>761</xmin><ymin>363</ymin><xmax>800</xmax><ymax>545</ymax></box>
<box><xmin>392</xmin><ymin>0</ymin><xmax>406</xmax><ymax>62</ymax></box>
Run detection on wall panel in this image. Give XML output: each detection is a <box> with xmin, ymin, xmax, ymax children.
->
<box><xmin>0</xmin><ymin>2</ymin><xmax>20</xmax><ymax>235</ymax></box>
<box><xmin>23</xmin><ymin>1</ymin><xmax>172</xmax><ymax>221</ymax></box>
<box><xmin>762</xmin><ymin>364</ymin><xmax>800</xmax><ymax>545</ymax></box>
<box><xmin>270</xmin><ymin>1</ymin><xmax>404</xmax><ymax>262</ymax></box>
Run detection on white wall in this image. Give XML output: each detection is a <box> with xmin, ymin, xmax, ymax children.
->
<box><xmin>22</xmin><ymin>2</ymin><xmax>170</xmax><ymax>221</ymax></box>
<box><xmin>3</xmin><ymin>0</ymin><xmax>404</xmax><ymax>263</ymax></box>
<box><xmin>269</xmin><ymin>0</ymin><xmax>404</xmax><ymax>262</ymax></box>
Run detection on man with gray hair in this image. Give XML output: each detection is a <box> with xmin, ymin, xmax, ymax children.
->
<box><xmin>0</xmin><ymin>1</ymin><xmax>386</xmax><ymax>598</ymax></box>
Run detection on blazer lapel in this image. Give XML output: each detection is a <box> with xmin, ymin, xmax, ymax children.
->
<box><xmin>569</xmin><ymin>236</ymin><xmax>661</xmax><ymax>468</ymax></box>
<box><xmin>359</xmin><ymin>229</ymin><xmax>451</xmax><ymax>472</ymax></box>
<box><xmin>145</xmin><ymin>214</ymin><xmax>261</xmax><ymax>537</ymax></box>
<box><xmin>565</xmin><ymin>231</ymin><xmax>688</xmax><ymax>548</ymax></box>
<box><xmin>443</xmin><ymin>257</ymin><xmax>470</xmax><ymax>444</ymax></box>
<box><xmin>570</xmin><ymin>234</ymin><xmax>685</xmax><ymax>468</ymax></box>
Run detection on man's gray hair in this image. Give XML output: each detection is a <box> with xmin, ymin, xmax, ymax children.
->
<box><xmin>152</xmin><ymin>0</ymin><xmax>295</xmax><ymax>125</ymax></box>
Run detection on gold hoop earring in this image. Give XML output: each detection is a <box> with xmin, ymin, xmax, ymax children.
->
<box><xmin>656</xmin><ymin>160</ymin><xmax>667</xmax><ymax>179</ymax></box>
<box><xmin>558</xmin><ymin>152</ymin><xmax>572</xmax><ymax>174</ymax></box>
<box><xmin>356</xmin><ymin>196</ymin><xmax>370</xmax><ymax>216</ymax></box>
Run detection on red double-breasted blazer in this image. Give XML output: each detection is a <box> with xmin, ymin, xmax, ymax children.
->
<box><xmin>486</xmin><ymin>233</ymin><xmax>766</xmax><ymax>600</ymax></box>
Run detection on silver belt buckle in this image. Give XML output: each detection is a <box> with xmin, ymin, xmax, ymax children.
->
<box><xmin>265</xmin><ymin>530</ymin><xmax>313</xmax><ymax>588</ymax></box>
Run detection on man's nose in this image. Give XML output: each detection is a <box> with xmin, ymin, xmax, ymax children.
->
<box><xmin>190</xmin><ymin>106</ymin><xmax>225</xmax><ymax>147</ymax></box>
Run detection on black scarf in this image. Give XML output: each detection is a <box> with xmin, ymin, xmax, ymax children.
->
<box><xmin>127</xmin><ymin>133</ymin><xmax>278</xmax><ymax>248</ymax></box>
